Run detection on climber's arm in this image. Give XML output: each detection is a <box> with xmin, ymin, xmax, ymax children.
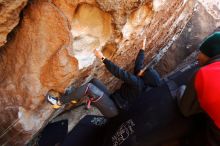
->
<box><xmin>94</xmin><ymin>49</ymin><xmax>145</xmax><ymax>90</ymax></box>
<box><xmin>134</xmin><ymin>37</ymin><xmax>147</xmax><ymax>75</ymax></box>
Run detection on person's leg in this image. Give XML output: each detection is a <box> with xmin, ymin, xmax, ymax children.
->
<box><xmin>86</xmin><ymin>83</ymin><xmax>119</xmax><ymax>118</ymax></box>
<box><xmin>61</xmin><ymin>78</ymin><xmax>110</xmax><ymax>104</ymax></box>
<box><xmin>47</xmin><ymin>80</ymin><xmax>118</xmax><ymax>118</ymax></box>
<box><xmin>89</xmin><ymin>78</ymin><xmax>110</xmax><ymax>96</ymax></box>
<box><xmin>60</xmin><ymin>82</ymin><xmax>118</xmax><ymax>118</ymax></box>
<box><xmin>60</xmin><ymin>83</ymin><xmax>89</xmax><ymax>104</ymax></box>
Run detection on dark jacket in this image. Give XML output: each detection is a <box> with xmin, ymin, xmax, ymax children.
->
<box><xmin>103</xmin><ymin>50</ymin><xmax>160</xmax><ymax>110</ymax></box>
<box><xmin>178</xmin><ymin>55</ymin><xmax>220</xmax><ymax>146</ymax></box>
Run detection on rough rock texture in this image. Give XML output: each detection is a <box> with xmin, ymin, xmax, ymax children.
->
<box><xmin>0</xmin><ymin>1</ymin><xmax>78</xmax><ymax>145</ymax></box>
<box><xmin>198</xmin><ymin>0</ymin><xmax>220</xmax><ymax>19</ymax></box>
<box><xmin>1</xmin><ymin>0</ymin><xmax>220</xmax><ymax>145</ymax></box>
<box><xmin>0</xmin><ymin>0</ymin><xmax>28</xmax><ymax>47</ymax></box>
<box><xmin>155</xmin><ymin>1</ymin><xmax>220</xmax><ymax>75</ymax></box>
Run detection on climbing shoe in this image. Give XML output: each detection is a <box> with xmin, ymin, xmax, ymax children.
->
<box><xmin>46</xmin><ymin>90</ymin><xmax>62</xmax><ymax>109</ymax></box>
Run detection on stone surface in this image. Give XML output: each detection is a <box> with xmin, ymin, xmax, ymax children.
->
<box><xmin>198</xmin><ymin>0</ymin><xmax>220</xmax><ymax>19</ymax></box>
<box><xmin>0</xmin><ymin>1</ymin><xmax>78</xmax><ymax>145</ymax></box>
<box><xmin>3</xmin><ymin>0</ymin><xmax>220</xmax><ymax>145</ymax></box>
<box><xmin>155</xmin><ymin>2</ymin><xmax>220</xmax><ymax>75</ymax></box>
<box><xmin>0</xmin><ymin>0</ymin><xmax>28</xmax><ymax>47</ymax></box>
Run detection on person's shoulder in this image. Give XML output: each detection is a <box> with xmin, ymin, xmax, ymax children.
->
<box><xmin>200</xmin><ymin>61</ymin><xmax>220</xmax><ymax>72</ymax></box>
<box><xmin>195</xmin><ymin>62</ymin><xmax>220</xmax><ymax>83</ymax></box>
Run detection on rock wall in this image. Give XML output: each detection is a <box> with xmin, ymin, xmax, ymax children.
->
<box><xmin>0</xmin><ymin>0</ymin><xmax>28</xmax><ymax>47</ymax></box>
<box><xmin>155</xmin><ymin>1</ymin><xmax>220</xmax><ymax>75</ymax></box>
<box><xmin>1</xmin><ymin>0</ymin><xmax>216</xmax><ymax>145</ymax></box>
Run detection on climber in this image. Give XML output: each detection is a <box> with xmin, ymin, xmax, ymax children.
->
<box><xmin>48</xmin><ymin>37</ymin><xmax>198</xmax><ymax>146</ymax></box>
<box><xmin>94</xmin><ymin>37</ymin><xmax>161</xmax><ymax>111</ymax></box>
<box><xmin>47</xmin><ymin>37</ymin><xmax>162</xmax><ymax>115</ymax></box>
<box><xmin>47</xmin><ymin>79</ymin><xmax>119</xmax><ymax>118</ymax></box>
<box><xmin>177</xmin><ymin>32</ymin><xmax>220</xmax><ymax>145</ymax></box>
<box><xmin>60</xmin><ymin>61</ymin><xmax>197</xmax><ymax>146</ymax></box>
<box><xmin>46</xmin><ymin>34</ymin><xmax>220</xmax><ymax>146</ymax></box>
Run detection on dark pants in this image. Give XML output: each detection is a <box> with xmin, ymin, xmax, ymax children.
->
<box><xmin>60</xmin><ymin>78</ymin><xmax>110</xmax><ymax>104</ymax></box>
<box><xmin>61</xmin><ymin>78</ymin><xmax>118</xmax><ymax>118</ymax></box>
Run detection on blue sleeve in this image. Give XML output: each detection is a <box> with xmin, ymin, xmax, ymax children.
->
<box><xmin>103</xmin><ymin>59</ymin><xmax>145</xmax><ymax>90</ymax></box>
<box><xmin>134</xmin><ymin>49</ymin><xmax>144</xmax><ymax>75</ymax></box>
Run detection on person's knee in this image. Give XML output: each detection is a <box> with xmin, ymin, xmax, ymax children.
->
<box><xmin>87</xmin><ymin>82</ymin><xmax>93</xmax><ymax>87</ymax></box>
<box><xmin>89</xmin><ymin>78</ymin><xmax>110</xmax><ymax>95</ymax></box>
<box><xmin>87</xmin><ymin>83</ymin><xmax>103</xmax><ymax>97</ymax></box>
<box><xmin>89</xmin><ymin>78</ymin><xmax>103</xmax><ymax>88</ymax></box>
<box><xmin>89</xmin><ymin>78</ymin><xmax>99</xmax><ymax>84</ymax></box>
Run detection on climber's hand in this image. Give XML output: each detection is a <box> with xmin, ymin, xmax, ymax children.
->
<box><xmin>141</xmin><ymin>37</ymin><xmax>147</xmax><ymax>50</ymax></box>
<box><xmin>94</xmin><ymin>49</ymin><xmax>105</xmax><ymax>60</ymax></box>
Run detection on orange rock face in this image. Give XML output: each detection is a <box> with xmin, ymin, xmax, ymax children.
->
<box><xmin>0</xmin><ymin>0</ymin><xmax>202</xmax><ymax>145</ymax></box>
<box><xmin>0</xmin><ymin>1</ymin><xmax>78</xmax><ymax>145</ymax></box>
<box><xmin>0</xmin><ymin>0</ymin><xmax>28</xmax><ymax>47</ymax></box>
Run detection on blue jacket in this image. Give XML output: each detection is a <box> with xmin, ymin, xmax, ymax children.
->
<box><xmin>103</xmin><ymin>50</ymin><xmax>161</xmax><ymax>110</ymax></box>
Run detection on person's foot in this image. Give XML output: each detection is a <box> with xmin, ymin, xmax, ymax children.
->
<box><xmin>46</xmin><ymin>90</ymin><xmax>62</xmax><ymax>109</ymax></box>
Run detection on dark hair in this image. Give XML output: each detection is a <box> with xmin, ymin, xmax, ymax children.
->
<box><xmin>199</xmin><ymin>32</ymin><xmax>220</xmax><ymax>58</ymax></box>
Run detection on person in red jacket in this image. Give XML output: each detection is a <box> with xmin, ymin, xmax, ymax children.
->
<box><xmin>178</xmin><ymin>32</ymin><xmax>220</xmax><ymax>145</ymax></box>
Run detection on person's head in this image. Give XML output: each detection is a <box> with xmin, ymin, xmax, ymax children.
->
<box><xmin>198</xmin><ymin>32</ymin><xmax>220</xmax><ymax>66</ymax></box>
<box><xmin>197</xmin><ymin>52</ymin><xmax>210</xmax><ymax>66</ymax></box>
